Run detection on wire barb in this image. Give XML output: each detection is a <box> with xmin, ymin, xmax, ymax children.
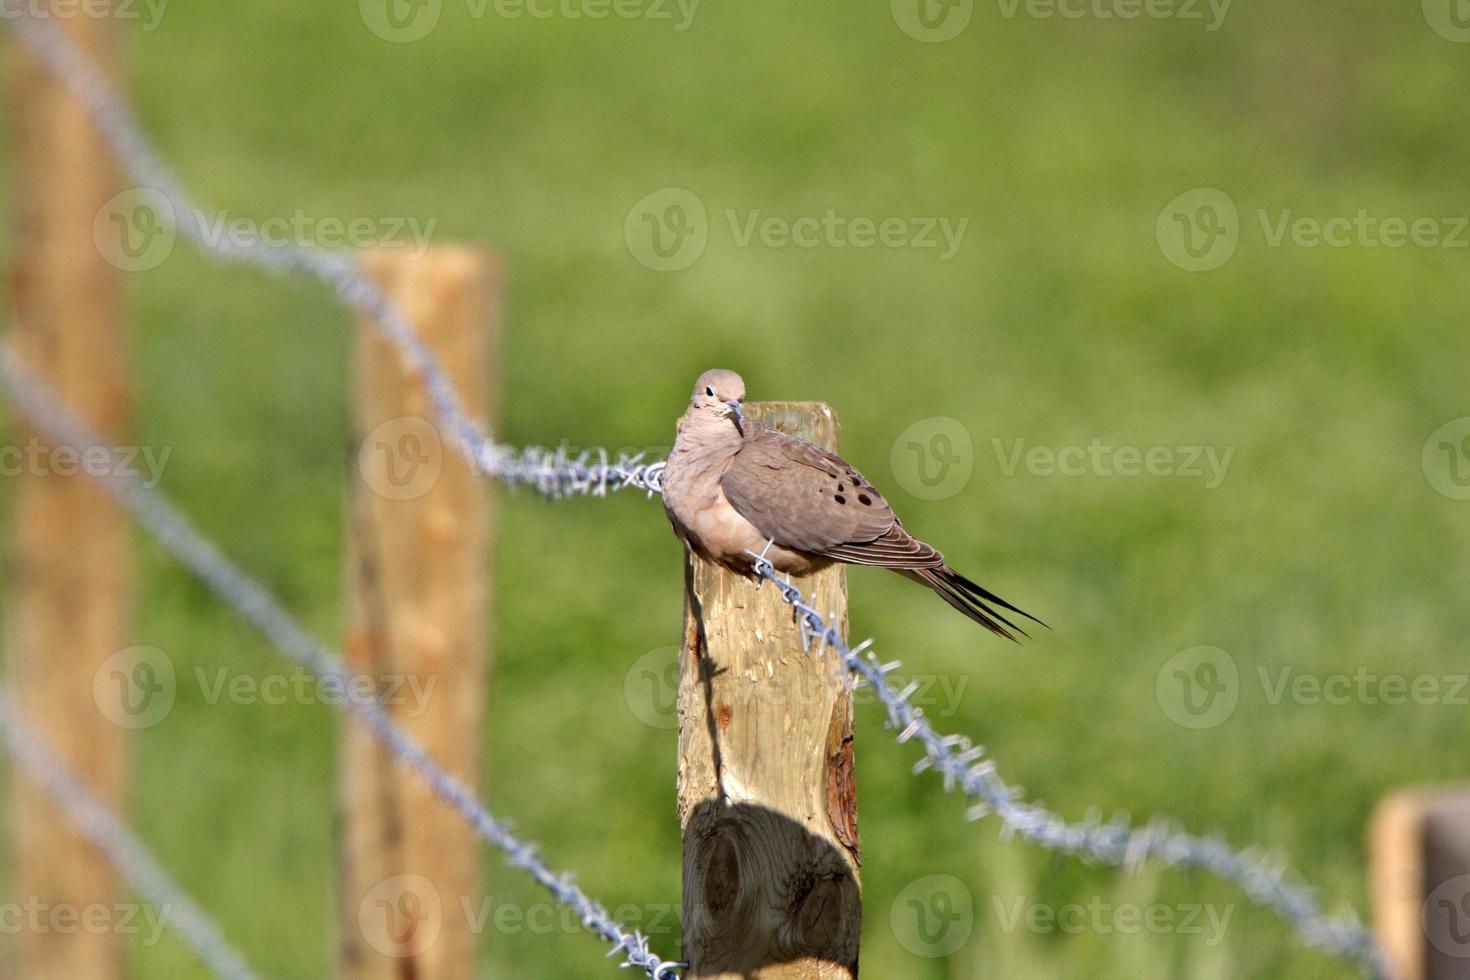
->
<box><xmin>0</xmin><ymin>8</ymin><xmax>663</xmax><ymax>504</ymax></box>
<box><xmin>0</xmin><ymin>690</ymin><xmax>261</xmax><ymax>980</ymax></box>
<box><xmin>745</xmin><ymin>555</ymin><xmax>1395</xmax><ymax>980</ymax></box>
<box><xmin>0</xmin><ymin>351</ymin><xmax>683</xmax><ymax>980</ymax></box>
<box><xmin>0</xmin><ymin>10</ymin><xmax>1396</xmax><ymax>979</ymax></box>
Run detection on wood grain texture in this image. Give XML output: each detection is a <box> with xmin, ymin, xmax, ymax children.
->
<box><xmin>7</xmin><ymin>8</ymin><xmax>129</xmax><ymax>978</ymax></box>
<box><xmin>678</xmin><ymin>402</ymin><xmax>861</xmax><ymax>979</ymax></box>
<box><xmin>340</xmin><ymin>247</ymin><xmax>498</xmax><ymax>980</ymax></box>
<box><xmin>1372</xmin><ymin>787</ymin><xmax>1470</xmax><ymax>980</ymax></box>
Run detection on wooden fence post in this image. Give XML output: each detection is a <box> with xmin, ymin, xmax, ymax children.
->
<box><xmin>340</xmin><ymin>246</ymin><xmax>499</xmax><ymax>979</ymax></box>
<box><xmin>7</xmin><ymin>9</ymin><xmax>129</xmax><ymax>980</ymax></box>
<box><xmin>1371</xmin><ymin>788</ymin><xmax>1470</xmax><ymax>980</ymax></box>
<box><xmin>677</xmin><ymin>402</ymin><xmax>861</xmax><ymax>979</ymax></box>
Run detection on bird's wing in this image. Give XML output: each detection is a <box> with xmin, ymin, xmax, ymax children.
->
<box><xmin>721</xmin><ymin>423</ymin><xmax>943</xmax><ymax>569</ymax></box>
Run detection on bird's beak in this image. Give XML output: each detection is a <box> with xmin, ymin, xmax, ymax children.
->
<box><xmin>726</xmin><ymin>399</ymin><xmax>745</xmax><ymax>435</ymax></box>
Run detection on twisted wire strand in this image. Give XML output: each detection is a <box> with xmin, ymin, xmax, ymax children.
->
<box><xmin>0</xmin><ymin>349</ymin><xmax>684</xmax><ymax>980</ymax></box>
<box><xmin>747</xmin><ymin>555</ymin><xmax>1394</xmax><ymax>980</ymax></box>
<box><xmin>0</xmin><ymin>689</ymin><xmax>260</xmax><ymax>980</ymax></box>
<box><xmin>0</xmin><ymin>8</ymin><xmax>663</xmax><ymax>501</ymax></box>
<box><xmin>0</xmin><ymin>9</ymin><xmax>1395</xmax><ymax>977</ymax></box>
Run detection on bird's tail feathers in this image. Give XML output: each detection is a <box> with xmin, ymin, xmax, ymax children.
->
<box><xmin>905</xmin><ymin>566</ymin><xmax>1046</xmax><ymax>642</ymax></box>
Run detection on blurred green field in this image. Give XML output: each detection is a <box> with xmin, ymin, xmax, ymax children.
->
<box><xmin>3</xmin><ymin>1</ymin><xmax>1470</xmax><ymax>977</ymax></box>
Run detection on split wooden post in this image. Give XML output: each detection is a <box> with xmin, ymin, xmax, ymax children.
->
<box><xmin>677</xmin><ymin>402</ymin><xmax>861</xmax><ymax>979</ymax></box>
<box><xmin>7</xmin><ymin>9</ymin><xmax>130</xmax><ymax>980</ymax></box>
<box><xmin>1371</xmin><ymin>788</ymin><xmax>1470</xmax><ymax>980</ymax></box>
<box><xmin>340</xmin><ymin>247</ymin><xmax>499</xmax><ymax>979</ymax></box>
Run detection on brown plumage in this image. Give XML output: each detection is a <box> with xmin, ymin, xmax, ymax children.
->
<box><xmin>662</xmin><ymin>369</ymin><xmax>1044</xmax><ymax>641</ymax></box>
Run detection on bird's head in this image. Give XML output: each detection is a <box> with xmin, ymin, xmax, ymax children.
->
<box><xmin>689</xmin><ymin>368</ymin><xmax>747</xmax><ymax>434</ymax></box>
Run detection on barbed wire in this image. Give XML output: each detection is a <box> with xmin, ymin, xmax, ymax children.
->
<box><xmin>0</xmin><ymin>689</ymin><xmax>260</xmax><ymax>980</ymax></box>
<box><xmin>746</xmin><ymin>554</ymin><xmax>1394</xmax><ymax>980</ymax></box>
<box><xmin>0</xmin><ymin>8</ymin><xmax>663</xmax><ymax>502</ymax></box>
<box><xmin>0</xmin><ymin>9</ymin><xmax>1396</xmax><ymax>978</ymax></box>
<box><xmin>0</xmin><ymin>349</ymin><xmax>684</xmax><ymax>980</ymax></box>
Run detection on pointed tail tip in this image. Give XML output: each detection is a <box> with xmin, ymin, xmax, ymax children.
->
<box><xmin>935</xmin><ymin>565</ymin><xmax>1048</xmax><ymax>642</ymax></box>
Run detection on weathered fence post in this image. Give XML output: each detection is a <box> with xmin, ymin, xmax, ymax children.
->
<box><xmin>1371</xmin><ymin>787</ymin><xmax>1470</xmax><ymax>980</ymax></box>
<box><xmin>340</xmin><ymin>246</ymin><xmax>499</xmax><ymax>978</ymax></box>
<box><xmin>677</xmin><ymin>402</ymin><xmax>861</xmax><ymax>979</ymax></box>
<box><xmin>7</xmin><ymin>8</ymin><xmax>129</xmax><ymax>979</ymax></box>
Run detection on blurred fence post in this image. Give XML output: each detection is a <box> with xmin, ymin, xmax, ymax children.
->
<box><xmin>1372</xmin><ymin>787</ymin><xmax>1470</xmax><ymax>980</ymax></box>
<box><xmin>6</xmin><ymin>8</ymin><xmax>130</xmax><ymax>979</ymax></box>
<box><xmin>340</xmin><ymin>246</ymin><xmax>499</xmax><ymax>978</ymax></box>
<box><xmin>677</xmin><ymin>402</ymin><xmax>861</xmax><ymax>979</ymax></box>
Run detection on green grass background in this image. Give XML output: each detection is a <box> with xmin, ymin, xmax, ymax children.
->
<box><xmin>3</xmin><ymin>0</ymin><xmax>1470</xmax><ymax>976</ymax></box>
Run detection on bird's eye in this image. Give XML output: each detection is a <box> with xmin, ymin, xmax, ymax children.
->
<box><xmin>705</xmin><ymin>386</ymin><xmax>715</xmax><ymax>397</ymax></box>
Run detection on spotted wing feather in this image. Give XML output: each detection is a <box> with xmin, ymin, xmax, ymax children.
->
<box><xmin>721</xmin><ymin>422</ymin><xmax>942</xmax><ymax>569</ymax></box>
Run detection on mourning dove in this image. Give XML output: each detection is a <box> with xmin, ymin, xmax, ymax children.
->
<box><xmin>663</xmin><ymin>369</ymin><xmax>1043</xmax><ymax>640</ymax></box>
